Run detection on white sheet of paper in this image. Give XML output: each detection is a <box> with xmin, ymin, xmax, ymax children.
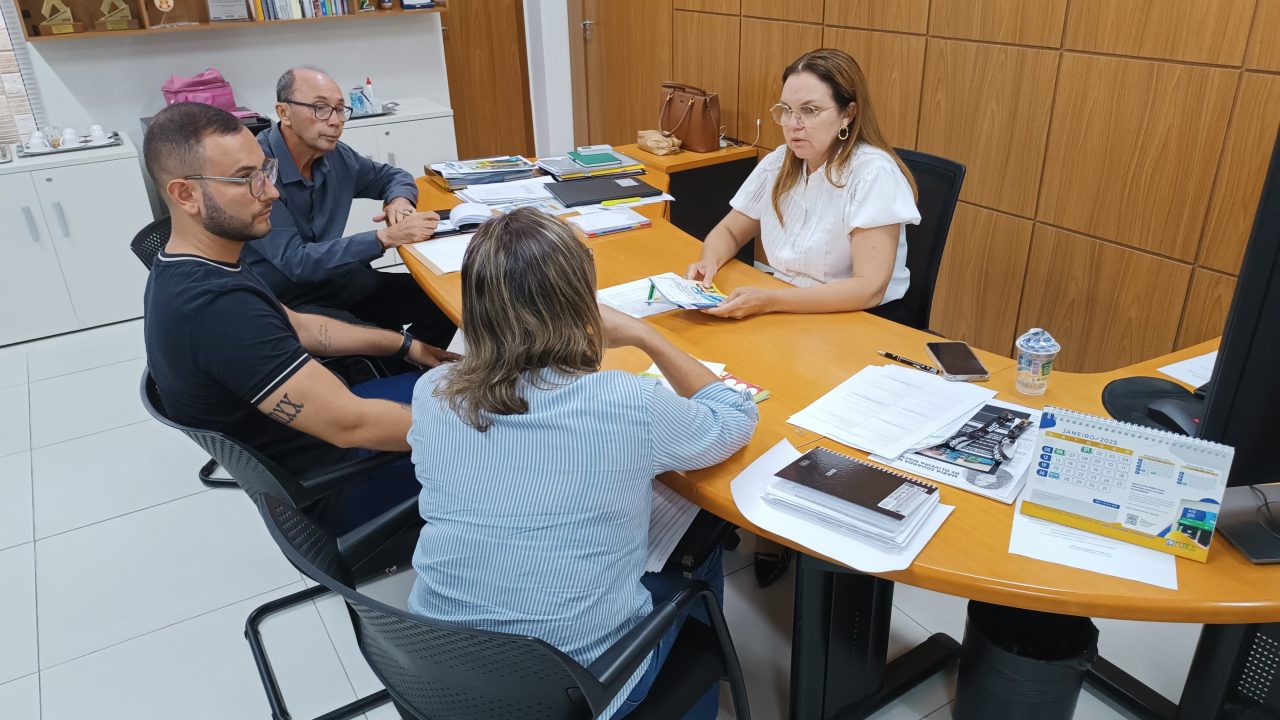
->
<box><xmin>597</xmin><ymin>278</ymin><xmax>677</xmax><ymax>318</ymax></box>
<box><xmin>640</xmin><ymin>360</ymin><xmax>726</xmax><ymax>391</ymax></box>
<box><xmin>1008</xmin><ymin>500</ymin><xmax>1178</xmax><ymax>590</ymax></box>
<box><xmin>405</xmin><ymin>233</ymin><xmax>474</xmax><ymax>274</ymax></box>
<box><xmin>1158</xmin><ymin>351</ymin><xmax>1217</xmax><ymax>388</ymax></box>
<box><xmin>788</xmin><ymin>365</ymin><xmax>996</xmax><ymax>460</ymax></box>
<box><xmin>647</xmin><ymin>480</ymin><xmax>702</xmax><ymax>573</ymax></box>
<box><xmin>730</xmin><ymin>440</ymin><xmax>953</xmax><ymax>573</ymax></box>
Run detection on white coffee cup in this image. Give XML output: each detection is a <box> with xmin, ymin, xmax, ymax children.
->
<box><xmin>27</xmin><ymin>130</ymin><xmax>50</xmax><ymax>150</ymax></box>
<box><xmin>61</xmin><ymin>128</ymin><xmax>79</xmax><ymax>146</ymax></box>
<box><xmin>89</xmin><ymin>124</ymin><xmax>107</xmax><ymax>141</ymax></box>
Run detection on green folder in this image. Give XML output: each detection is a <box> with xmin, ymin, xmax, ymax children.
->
<box><xmin>568</xmin><ymin>150</ymin><xmax>620</xmax><ymax>167</ymax></box>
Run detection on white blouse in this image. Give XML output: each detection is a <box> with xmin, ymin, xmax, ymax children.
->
<box><xmin>729</xmin><ymin>143</ymin><xmax>921</xmax><ymax>303</ymax></box>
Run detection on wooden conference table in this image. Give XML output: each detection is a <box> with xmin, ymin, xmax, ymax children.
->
<box><xmin>404</xmin><ymin>192</ymin><xmax>1280</xmax><ymax>719</ymax></box>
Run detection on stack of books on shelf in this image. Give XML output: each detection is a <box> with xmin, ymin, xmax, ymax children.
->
<box><xmin>762</xmin><ymin>447</ymin><xmax>940</xmax><ymax>551</ymax></box>
<box><xmin>536</xmin><ymin>147</ymin><xmax>645</xmax><ymax>181</ymax></box>
<box><xmin>426</xmin><ymin>156</ymin><xmax>538</xmax><ymax>191</ymax></box>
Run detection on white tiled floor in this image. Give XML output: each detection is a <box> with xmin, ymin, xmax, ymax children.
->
<box><xmin>0</xmin><ymin>319</ymin><xmax>1193</xmax><ymax>719</ymax></box>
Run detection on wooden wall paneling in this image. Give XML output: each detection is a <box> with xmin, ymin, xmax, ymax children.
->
<box><xmin>1199</xmin><ymin>72</ymin><xmax>1280</xmax><ymax>275</ymax></box>
<box><xmin>1037</xmin><ymin>55</ymin><xmax>1237</xmax><ymax>261</ymax></box>
<box><xmin>1246</xmin><ymin>0</ymin><xmax>1280</xmax><ymax>71</ymax></box>
<box><xmin>930</xmin><ymin>203</ymin><xmax>1034</xmax><ymax>356</ymax></box>
<box><xmin>740</xmin><ymin>0</ymin><xmax>822</xmax><ymax>24</ymax></box>
<box><xmin>738</xmin><ymin>18</ymin><xmax>824</xmax><ymax>150</ymax></box>
<box><xmin>673</xmin><ymin>0</ymin><xmax>739</xmax><ymax>14</ymax></box>
<box><xmin>1064</xmin><ymin>0</ymin><xmax>1255</xmax><ymax>65</ymax></box>
<box><xmin>928</xmin><ymin>0</ymin><xmax>1068</xmax><ymax>48</ymax></box>
<box><xmin>1178</xmin><ymin>269</ymin><xmax>1237</xmax><ymax>349</ymax></box>
<box><xmin>582</xmin><ymin>0</ymin><xmax>673</xmax><ymax>146</ymax></box>
<box><xmin>672</xmin><ymin>10</ymin><xmax>741</xmax><ymax>139</ymax></box>
<box><xmin>822</xmin><ymin>27</ymin><xmax>926</xmax><ymax>151</ymax></box>
<box><xmin>917</xmin><ymin>39</ymin><xmax>1058</xmax><ymax>217</ymax></box>
<box><xmin>442</xmin><ymin>0</ymin><xmax>535</xmax><ymax>159</ymax></box>
<box><xmin>1017</xmin><ymin>226</ymin><xmax>1192</xmax><ymax>372</ymax></box>
<box><xmin>824</xmin><ymin>0</ymin><xmax>929</xmax><ymax>34</ymax></box>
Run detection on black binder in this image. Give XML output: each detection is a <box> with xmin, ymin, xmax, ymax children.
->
<box><xmin>546</xmin><ymin>176</ymin><xmax>662</xmax><ymax>207</ymax></box>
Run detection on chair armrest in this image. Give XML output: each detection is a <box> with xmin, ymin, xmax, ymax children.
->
<box><xmin>336</xmin><ymin>495</ymin><xmax>421</xmax><ymax>567</ymax></box>
<box><xmin>587</xmin><ymin>579</ymin><xmax>712</xmax><ymax>695</ymax></box>
<box><xmin>295</xmin><ymin>451</ymin><xmax>409</xmax><ymax>499</ymax></box>
<box><xmin>662</xmin><ymin>510</ymin><xmax>737</xmax><ymax>576</ymax></box>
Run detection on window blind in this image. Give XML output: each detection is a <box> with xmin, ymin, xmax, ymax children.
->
<box><xmin>0</xmin><ymin>1</ymin><xmax>45</xmax><ymax>144</ymax></box>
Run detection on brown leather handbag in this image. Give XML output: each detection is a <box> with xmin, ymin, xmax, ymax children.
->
<box><xmin>658</xmin><ymin>82</ymin><xmax>721</xmax><ymax>153</ymax></box>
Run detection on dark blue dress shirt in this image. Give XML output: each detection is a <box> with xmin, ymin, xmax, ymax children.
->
<box><xmin>242</xmin><ymin>123</ymin><xmax>419</xmax><ymax>299</ymax></box>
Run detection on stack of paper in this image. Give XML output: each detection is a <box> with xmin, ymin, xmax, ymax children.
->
<box><xmin>788</xmin><ymin>364</ymin><xmax>996</xmax><ymax>460</ymax></box>
<box><xmin>763</xmin><ymin>447</ymin><xmax>941</xmax><ymax>551</ymax></box>
<box><xmin>648</xmin><ymin>272</ymin><xmax>727</xmax><ymax>309</ymax></box>
<box><xmin>731</xmin><ymin>441</ymin><xmax>954</xmax><ymax>573</ymax></box>
<box><xmin>598</xmin><ymin>278</ymin><xmax>677</xmax><ymax>318</ymax></box>
<box><xmin>455</xmin><ymin>176</ymin><xmax>556</xmax><ymax>205</ymax></box>
<box><xmin>567</xmin><ymin>207</ymin><xmax>651</xmax><ymax>237</ymax></box>
<box><xmin>537</xmin><ymin>150</ymin><xmax>646</xmax><ymax>181</ymax></box>
<box><xmin>426</xmin><ymin>156</ymin><xmax>537</xmax><ymax>190</ymax></box>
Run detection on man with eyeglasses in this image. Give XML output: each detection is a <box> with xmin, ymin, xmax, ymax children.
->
<box><xmin>143</xmin><ymin>102</ymin><xmax>458</xmax><ymax>533</ymax></box>
<box><xmin>240</xmin><ymin>66</ymin><xmax>456</xmax><ymax>355</ymax></box>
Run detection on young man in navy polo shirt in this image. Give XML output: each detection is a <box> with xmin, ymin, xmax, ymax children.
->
<box><xmin>142</xmin><ymin>102</ymin><xmax>456</xmax><ymax>532</ymax></box>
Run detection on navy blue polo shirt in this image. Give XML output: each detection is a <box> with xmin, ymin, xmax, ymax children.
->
<box><xmin>143</xmin><ymin>251</ymin><xmax>353</xmax><ymax>476</ymax></box>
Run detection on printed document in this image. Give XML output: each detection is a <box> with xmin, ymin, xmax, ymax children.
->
<box><xmin>647</xmin><ymin>480</ymin><xmax>701</xmax><ymax>572</ymax></box>
<box><xmin>1157</xmin><ymin>351</ymin><xmax>1217</xmax><ymax>388</ymax></box>
<box><xmin>788</xmin><ymin>365</ymin><xmax>996</xmax><ymax>460</ymax></box>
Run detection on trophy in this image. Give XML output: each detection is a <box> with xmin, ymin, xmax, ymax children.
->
<box><xmin>36</xmin><ymin>0</ymin><xmax>85</xmax><ymax>35</ymax></box>
<box><xmin>93</xmin><ymin>0</ymin><xmax>140</xmax><ymax>30</ymax></box>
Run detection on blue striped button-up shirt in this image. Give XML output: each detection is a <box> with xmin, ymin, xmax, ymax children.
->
<box><xmin>407</xmin><ymin>367</ymin><xmax>758</xmax><ymax>716</ymax></box>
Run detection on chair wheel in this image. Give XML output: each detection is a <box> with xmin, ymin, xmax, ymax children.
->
<box><xmin>721</xmin><ymin>530</ymin><xmax>741</xmax><ymax>552</ymax></box>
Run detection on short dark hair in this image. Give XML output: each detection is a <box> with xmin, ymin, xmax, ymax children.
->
<box><xmin>143</xmin><ymin>102</ymin><xmax>244</xmax><ymax>188</ymax></box>
<box><xmin>275</xmin><ymin>66</ymin><xmax>329</xmax><ymax>102</ymax></box>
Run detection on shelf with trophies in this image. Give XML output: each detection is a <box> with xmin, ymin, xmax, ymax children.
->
<box><xmin>10</xmin><ymin>0</ymin><xmax>444</xmax><ymax>40</ymax></box>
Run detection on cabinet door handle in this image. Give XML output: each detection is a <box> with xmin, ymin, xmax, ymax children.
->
<box><xmin>22</xmin><ymin>206</ymin><xmax>39</xmax><ymax>242</ymax></box>
<box><xmin>53</xmin><ymin>201</ymin><xmax>70</xmax><ymax>238</ymax></box>
<box><xmin>387</xmin><ymin>151</ymin><xmax>397</xmax><ymax>167</ymax></box>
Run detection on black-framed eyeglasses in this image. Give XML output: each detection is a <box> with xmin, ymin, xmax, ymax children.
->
<box><xmin>282</xmin><ymin>99</ymin><xmax>353</xmax><ymax>121</ymax></box>
<box><xmin>184</xmin><ymin>157</ymin><xmax>279</xmax><ymax>199</ymax></box>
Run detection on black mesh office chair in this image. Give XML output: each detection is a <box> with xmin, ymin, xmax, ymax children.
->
<box><xmin>869</xmin><ymin>149</ymin><xmax>967</xmax><ymax>331</ymax></box>
<box><xmin>140</xmin><ymin>370</ymin><xmax>421</xmax><ymax>720</ymax></box>
<box><xmin>130</xmin><ymin>216</ymin><xmax>172</xmax><ymax>270</ymax></box>
<box><xmin>257</xmin><ymin>492</ymin><xmax>751</xmax><ymax>720</ymax></box>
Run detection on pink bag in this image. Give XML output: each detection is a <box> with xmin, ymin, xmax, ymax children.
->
<box><xmin>161</xmin><ymin>69</ymin><xmax>247</xmax><ymax>115</ymax></box>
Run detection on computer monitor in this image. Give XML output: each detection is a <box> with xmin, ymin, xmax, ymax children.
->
<box><xmin>1101</xmin><ymin>128</ymin><xmax>1280</xmax><ymax>563</ymax></box>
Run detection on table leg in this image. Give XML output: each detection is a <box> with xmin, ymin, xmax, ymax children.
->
<box><xmin>790</xmin><ymin>553</ymin><xmax>960</xmax><ymax>720</ymax></box>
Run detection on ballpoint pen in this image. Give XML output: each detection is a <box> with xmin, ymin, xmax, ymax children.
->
<box><xmin>876</xmin><ymin>350</ymin><xmax>938</xmax><ymax>374</ymax></box>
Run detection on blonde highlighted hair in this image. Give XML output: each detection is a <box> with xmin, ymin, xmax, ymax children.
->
<box><xmin>770</xmin><ymin>48</ymin><xmax>917</xmax><ymax>226</ymax></box>
<box><xmin>434</xmin><ymin>208</ymin><xmax>603</xmax><ymax>432</ymax></box>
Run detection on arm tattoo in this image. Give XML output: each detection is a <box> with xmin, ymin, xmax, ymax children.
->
<box><xmin>268</xmin><ymin>394</ymin><xmax>305</xmax><ymax>425</ymax></box>
<box><xmin>316</xmin><ymin>322</ymin><xmax>333</xmax><ymax>355</ymax></box>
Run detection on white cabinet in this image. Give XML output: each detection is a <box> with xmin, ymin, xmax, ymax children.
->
<box><xmin>338</xmin><ymin>98</ymin><xmax>459</xmax><ymax>268</ymax></box>
<box><xmin>0</xmin><ymin>139</ymin><xmax>152</xmax><ymax>346</ymax></box>
<box><xmin>33</xmin><ymin>160</ymin><xmax>152</xmax><ymax>328</ymax></box>
<box><xmin>0</xmin><ymin>174</ymin><xmax>79</xmax><ymax>345</ymax></box>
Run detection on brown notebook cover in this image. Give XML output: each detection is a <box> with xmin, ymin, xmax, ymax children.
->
<box><xmin>775</xmin><ymin>447</ymin><xmax>937</xmax><ymax>523</ymax></box>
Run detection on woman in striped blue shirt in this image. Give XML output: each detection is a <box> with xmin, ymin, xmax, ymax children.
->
<box><xmin>407</xmin><ymin>208</ymin><xmax>759</xmax><ymax>718</ymax></box>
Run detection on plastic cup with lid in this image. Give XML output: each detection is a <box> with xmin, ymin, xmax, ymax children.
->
<box><xmin>1015</xmin><ymin>328</ymin><xmax>1061</xmax><ymax>396</ymax></box>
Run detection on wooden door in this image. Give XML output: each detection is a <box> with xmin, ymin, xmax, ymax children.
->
<box><xmin>577</xmin><ymin>0</ymin><xmax>673</xmax><ymax>146</ymax></box>
<box><xmin>442</xmin><ymin>0</ymin><xmax>535</xmax><ymax>159</ymax></box>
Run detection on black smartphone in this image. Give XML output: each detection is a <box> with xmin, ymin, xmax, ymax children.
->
<box><xmin>925</xmin><ymin>341</ymin><xmax>990</xmax><ymax>381</ymax></box>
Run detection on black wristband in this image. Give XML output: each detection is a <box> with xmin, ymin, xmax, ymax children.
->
<box><xmin>390</xmin><ymin>330</ymin><xmax>414</xmax><ymax>362</ymax></box>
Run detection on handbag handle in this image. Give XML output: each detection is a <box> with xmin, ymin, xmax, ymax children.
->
<box><xmin>659</xmin><ymin>93</ymin><xmax>695</xmax><ymax>137</ymax></box>
<box><xmin>661</xmin><ymin>81</ymin><xmax>708</xmax><ymax>96</ymax></box>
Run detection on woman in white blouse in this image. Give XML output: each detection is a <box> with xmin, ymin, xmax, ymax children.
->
<box><xmin>689</xmin><ymin>48</ymin><xmax>921</xmax><ymax>586</ymax></box>
<box><xmin>687</xmin><ymin>48</ymin><xmax>921</xmax><ymax>321</ymax></box>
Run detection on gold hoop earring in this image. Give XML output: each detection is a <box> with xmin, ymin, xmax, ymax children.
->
<box><xmin>838</xmin><ymin>125</ymin><xmax>850</xmax><ymax>141</ymax></box>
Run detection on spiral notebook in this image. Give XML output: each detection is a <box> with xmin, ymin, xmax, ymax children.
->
<box><xmin>763</xmin><ymin>447</ymin><xmax>940</xmax><ymax>550</ymax></box>
<box><xmin>1020</xmin><ymin>407</ymin><xmax>1234</xmax><ymax>562</ymax></box>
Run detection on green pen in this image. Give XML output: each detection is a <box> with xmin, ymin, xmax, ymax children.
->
<box><xmin>646</xmin><ymin>282</ymin><xmax>657</xmax><ymax>303</ymax></box>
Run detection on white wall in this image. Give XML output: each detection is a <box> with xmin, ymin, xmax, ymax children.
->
<box><xmin>523</xmin><ymin>0</ymin><xmax>574</xmax><ymax>156</ymax></box>
<box><xmin>29</xmin><ymin>13</ymin><xmax>449</xmax><ymax>152</ymax></box>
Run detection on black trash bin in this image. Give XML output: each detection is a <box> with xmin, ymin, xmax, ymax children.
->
<box><xmin>953</xmin><ymin>601</ymin><xmax>1099</xmax><ymax>720</ymax></box>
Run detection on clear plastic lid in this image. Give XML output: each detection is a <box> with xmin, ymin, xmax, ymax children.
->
<box><xmin>1016</xmin><ymin>327</ymin><xmax>1061</xmax><ymax>354</ymax></box>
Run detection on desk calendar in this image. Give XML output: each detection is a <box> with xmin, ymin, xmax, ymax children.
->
<box><xmin>1020</xmin><ymin>407</ymin><xmax>1234</xmax><ymax>562</ymax></box>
